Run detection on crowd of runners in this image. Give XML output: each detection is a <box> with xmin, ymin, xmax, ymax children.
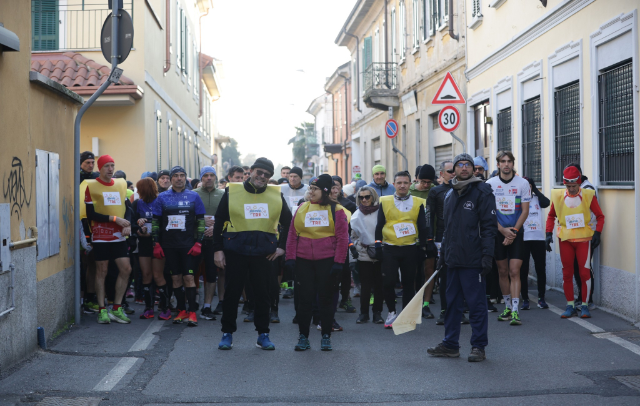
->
<box><xmin>77</xmin><ymin>148</ymin><xmax>604</xmax><ymax>361</ymax></box>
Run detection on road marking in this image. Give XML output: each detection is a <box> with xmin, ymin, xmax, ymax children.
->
<box><xmin>93</xmin><ymin>357</ymin><xmax>138</xmax><ymax>391</ymax></box>
<box><xmin>548</xmin><ymin>304</ymin><xmax>640</xmax><ymax>357</ymax></box>
<box><xmin>128</xmin><ymin>320</ymin><xmax>163</xmax><ymax>352</ymax></box>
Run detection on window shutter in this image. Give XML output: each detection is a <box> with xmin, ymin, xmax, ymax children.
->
<box><xmin>363</xmin><ymin>36</ymin><xmax>372</xmax><ymax>70</ymax></box>
<box><xmin>32</xmin><ymin>0</ymin><xmax>59</xmax><ymax>51</ymax></box>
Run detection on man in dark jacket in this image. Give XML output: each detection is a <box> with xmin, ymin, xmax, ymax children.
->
<box><xmin>80</xmin><ymin>151</ymin><xmax>99</xmax><ymax>182</ymax></box>
<box><xmin>427</xmin><ymin>153</ymin><xmax>497</xmax><ymax>362</ymax></box>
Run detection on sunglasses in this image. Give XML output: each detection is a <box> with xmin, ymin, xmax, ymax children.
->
<box><xmin>244</xmin><ymin>172</ymin><xmax>250</xmax><ymax>176</ymax></box>
<box><xmin>474</xmin><ymin>167</ymin><xmax>484</xmax><ymax>172</ymax></box>
<box><xmin>359</xmin><ymin>195</ymin><xmax>372</xmax><ymax>200</ymax></box>
<box><xmin>254</xmin><ymin>169</ymin><xmax>271</xmax><ymax>178</ymax></box>
<box><xmin>446</xmin><ymin>169</ymin><xmax>455</xmax><ymax>174</ymax></box>
<box><xmin>456</xmin><ymin>162</ymin><xmax>472</xmax><ymax>168</ymax></box>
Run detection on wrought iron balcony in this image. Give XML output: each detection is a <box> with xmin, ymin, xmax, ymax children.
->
<box><xmin>31</xmin><ymin>1</ymin><xmax>134</xmax><ymax>52</ymax></box>
<box><xmin>363</xmin><ymin>62</ymin><xmax>399</xmax><ymax>111</ymax></box>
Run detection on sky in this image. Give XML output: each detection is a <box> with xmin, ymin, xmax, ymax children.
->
<box><xmin>202</xmin><ymin>0</ymin><xmax>356</xmax><ymax>169</ymax></box>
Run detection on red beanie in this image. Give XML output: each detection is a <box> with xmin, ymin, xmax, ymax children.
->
<box><xmin>562</xmin><ymin>166</ymin><xmax>581</xmax><ymax>184</ymax></box>
<box><xmin>97</xmin><ymin>155</ymin><xmax>114</xmax><ymax>171</ymax></box>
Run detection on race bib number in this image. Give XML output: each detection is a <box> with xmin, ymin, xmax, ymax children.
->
<box><xmin>245</xmin><ymin>204</ymin><xmax>269</xmax><ymax>219</ymax></box>
<box><xmin>524</xmin><ymin>217</ymin><xmax>541</xmax><ymax>232</ymax></box>
<box><xmin>393</xmin><ymin>222</ymin><xmax>416</xmax><ymax>239</ymax></box>
<box><xmin>144</xmin><ymin>223</ymin><xmax>152</xmax><ymax>233</ymax></box>
<box><xmin>166</xmin><ymin>215</ymin><xmax>186</xmax><ymax>231</ymax></box>
<box><xmin>566</xmin><ymin>213</ymin><xmax>585</xmax><ymax>229</ymax></box>
<box><xmin>304</xmin><ymin>210</ymin><xmax>329</xmax><ymax>227</ymax></box>
<box><xmin>496</xmin><ymin>196</ymin><xmax>515</xmax><ymax>214</ymax></box>
<box><xmin>103</xmin><ymin>192</ymin><xmax>121</xmax><ymax>206</ymax></box>
<box><xmin>288</xmin><ymin>196</ymin><xmax>300</xmax><ymax>209</ymax></box>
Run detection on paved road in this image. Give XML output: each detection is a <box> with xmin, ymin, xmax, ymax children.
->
<box><xmin>1</xmin><ymin>281</ymin><xmax>640</xmax><ymax>406</ymax></box>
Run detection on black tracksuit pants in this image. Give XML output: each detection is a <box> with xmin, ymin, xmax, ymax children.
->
<box><xmin>296</xmin><ymin>257</ymin><xmax>336</xmax><ymax>337</ymax></box>
<box><xmin>221</xmin><ymin>250</ymin><xmax>271</xmax><ymax>335</ymax></box>
<box><xmin>520</xmin><ymin>240</ymin><xmax>547</xmax><ymax>301</ymax></box>
<box><xmin>382</xmin><ymin>245</ymin><xmax>419</xmax><ymax>313</ymax></box>
<box><xmin>358</xmin><ymin>260</ymin><xmax>383</xmax><ymax>315</ymax></box>
<box><xmin>574</xmin><ymin>248</ymin><xmax>595</xmax><ymax>304</ymax></box>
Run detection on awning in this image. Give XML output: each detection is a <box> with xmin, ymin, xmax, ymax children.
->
<box><xmin>324</xmin><ymin>144</ymin><xmax>343</xmax><ymax>154</ymax></box>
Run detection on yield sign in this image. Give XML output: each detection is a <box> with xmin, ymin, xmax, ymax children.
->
<box><xmin>432</xmin><ymin>71</ymin><xmax>466</xmax><ymax>104</ymax></box>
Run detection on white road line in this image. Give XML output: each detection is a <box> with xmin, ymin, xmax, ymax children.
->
<box><xmin>128</xmin><ymin>320</ymin><xmax>163</xmax><ymax>352</ymax></box>
<box><xmin>93</xmin><ymin>357</ymin><xmax>138</xmax><ymax>392</ymax></box>
<box><xmin>547</xmin><ymin>304</ymin><xmax>605</xmax><ymax>333</ymax></box>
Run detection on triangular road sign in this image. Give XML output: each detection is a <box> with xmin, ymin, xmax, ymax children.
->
<box><xmin>432</xmin><ymin>71</ymin><xmax>466</xmax><ymax>104</ymax></box>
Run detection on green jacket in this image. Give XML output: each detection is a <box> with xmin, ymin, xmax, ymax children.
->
<box><xmin>194</xmin><ymin>186</ymin><xmax>224</xmax><ymax>239</ymax></box>
<box><xmin>409</xmin><ymin>183</ymin><xmax>435</xmax><ymax>200</ymax></box>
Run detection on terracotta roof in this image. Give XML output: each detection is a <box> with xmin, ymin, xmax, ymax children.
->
<box><xmin>30</xmin><ymin>51</ymin><xmax>142</xmax><ymax>100</ymax></box>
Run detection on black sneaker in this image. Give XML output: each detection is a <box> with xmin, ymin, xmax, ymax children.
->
<box><xmin>427</xmin><ymin>343</ymin><xmax>460</xmax><ymax>358</ymax></box>
<box><xmin>243</xmin><ymin>311</ymin><xmax>254</xmax><ymax>322</ymax></box>
<box><xmin>241</xmin><ymin>302</ymin><xmax>250</xmax><ymax>315</ymax></box>
<box><xmin>282</xmin><ymin>288</ymin><xmax>294</xmax><ymax>299</ymax></box>
<box><xmin>213</xmin><ymin>302</ymin><xmax>224</xmax><ymax>315</ymax></box>
<box><xmin>270</xmin><ymin>311</ymin><xmax>280</xmax><ymax>323</ymax></box>
<box><xmin>332</xmin><ymin>319</ymin><xmax>343</xmax><ymax>332</ymax></box>
<box><xmin>339</xmin><ymin>300</ymin><xmax>357</xmax><ymax>313</ymax></box>
<box><xmin>372</xmin><ymin>312</ymin><xmax>384</xmax><ymax>324</ymax></box>
<box><xmin>422</xmin><ymin>306</ymin><xmax>434</xmax><ymax>319</ymax></box>
<box><xmin>294</xmin><ymin>334</ymin><xmax>310</xmax><ymax>351</ymax></box>
<box><xmin>122</xmin><ymin>300</ymin><xmax>135</xmax><ymax>315</ymax></box>
<box><xmin>356</xmin><ymin>314</ymin><xmax>370</xmax><ymax>323</ymax></box>
<box><xmin>396</xmin><ymin>289</ymin><xmax>403</xmax><ymax>298</ymax></box>
<box><xmin>201</xmin><ymin>307</ymin><xmax>216</xmax><ymax>321</ymax></box>
<box><xmin>468</xmin><ymin>347</ymin><xmax>486</xmax><ymax>362</ymax></box>
<box><xmin>436</xmin><ymin>310</ymin><xmax>446</xmax><ymax>325</ymax></box>
<box><xmin>487</xmin><ymin>300</ymin><xmax>498</xmax><ymax>312</ymax></box>
<box><xmin>461</xmin><ymin>314</ymin><xmax>470</xmax><ymax>324</ymax></box>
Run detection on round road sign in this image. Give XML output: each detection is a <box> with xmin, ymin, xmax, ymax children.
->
<box><xmin>101</xmin><ymin>9</ymin><xmax>134</xmax><ymax>64</ymax></box>
<box><xmin>438</xmin><ymin>106</ymin><xmax>461</xmax><ymax>133</ymax></box>
<box><xmin>385</xmin><ymin>119</ymin><xmax>399</xmax><ymax>139</ymax></box>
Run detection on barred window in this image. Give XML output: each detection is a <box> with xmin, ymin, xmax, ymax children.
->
<box><xmin>497</xmin><ymin>107</ymin><xmax>511</xmax><ymax>154</ymax></box>
<box><xmin>598</xmin><ymin>60</ymin><xmax>634</xmax><ymax>185</ymax></box>
<box><xmin>554</xmin><ymin>81</ymin><xmax>580</xmax><ymax>184</ymax></box>
<box><xmin>522</xmin><ymin>96</ymin><xmax>541</xmax><ymax>184</ymax></box>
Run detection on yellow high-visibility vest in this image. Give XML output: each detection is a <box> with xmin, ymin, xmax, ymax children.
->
<box><xmin>380</xmin><ymin>195</ymin><xmax>424</xmax><ymax>246</ymax></box>
<box><xmin>551</xmin><ymin>188</ymin><xmax>595</xmax><ymax>241</ymax></box>
<box><xmin>226</xmin><ymin>183</ymin><xmax>282</xmax><ymax>234</ymax></box>
<box><xmin>85</xmin><ymin>178</ymin><xmax>127</xmax><ymax>226</ymax></box>
<box><xmin>294</xmin><ymin>202</ymin><xmax>348</xmax><ymax>239</ymax></box>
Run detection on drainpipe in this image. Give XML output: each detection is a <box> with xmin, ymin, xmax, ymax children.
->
<box><xmin>163</xmin><ymin>0</ymin><xmax>171</xmax><ymax>73</ymax></box>
<box><xmin>448</xmin><ymin>0</ymin><xmax>459</xmax><ymax>41</ymax></box>
<box><xmin>338</xmin><ymin>73</ymin><xmax>350</xmax><ymax>179</ymax></box>
<box><xmin>384</xmin><ymin>0</ymin><xmax>388</xmax><ymax>63</ymax></box>
<box><xmin>342</xmin><ymin>29</ymin><xmax>361</xmax><ymax>112</ymax></box>
<box><xmin>198</xmin><ymin>8</ymin><xmax>210</xmax><ymax>117</ymax></box>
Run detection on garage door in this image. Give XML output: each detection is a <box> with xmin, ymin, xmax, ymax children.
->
<box><xmin>434</xmin><ymin>144</ymin><xmax>453</xmax><ymax>168</ymax></box>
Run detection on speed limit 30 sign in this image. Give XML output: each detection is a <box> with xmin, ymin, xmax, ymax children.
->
<box><xmin>438</xmin><ymin>106</ymin><xmax>460</xmax><ymax>133</ymax></box>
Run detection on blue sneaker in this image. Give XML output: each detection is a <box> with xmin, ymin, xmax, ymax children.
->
<box><xmin>256</xmin><ymin>333</ymin><xmax>275</xmax><ymax>350</ymax></box>
<box><xmin>294</xmin><ymin>334</ymin><xmax>311</xmax><ymax>351</ymax></box>
<box><xmin>520</xmin><ymin>300</ymin><xmax>530</xmax><ymax>310</ymax></box>
<box><xmin>560</xmin><ymin>305</ymin><xmax>577</xmax><ymax>319</ymax></box>
<box><xmin>580</xmin><ymin>306</ymin><xmax>591</xmax><ymax>318</ymax></box>
<box><xmin>321</xmin><ymin>334</ymin><xmax>332</xmax><ymax>351</ymax></box>
<box><xmin>537</xmin><ymin>298</ymin><xmax>549</xmax><ymax>309</ymax></box>
<box><xmin>218</xmin><ymin>333</ymin><xmax>233</xmax><ymax>350</ymax></box>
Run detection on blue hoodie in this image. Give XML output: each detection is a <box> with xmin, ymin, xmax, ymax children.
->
<box><xmin>367</xmin><ymin>181</ymin><xmax>395</xmax><ymax>197</ymax></box>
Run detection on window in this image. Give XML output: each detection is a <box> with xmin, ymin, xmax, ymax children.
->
<box><xmin>470</xmin><ymin>0</ymin><xmax>483</xmax><ymax>29</ymax></box>
<box><xmin>430</xmin><ymin>0</ymin><xmax>447</xmax><ymax>31</ymax></box>
<box><xmin>554</xmin><ymin>82</ymin><xmax>580</xmax><ymax>184</ymax></box>
<box><xmin>193</xmin><ymin>42</ymin><xmax>199</xmax><ymax>98</ymax></box>
<box><xmin>474</xmin><ymin>101</ymin><xmax>490</xmax><ymax>157</ymax></box>
<box><xmin>522</xmin><ymin>96</ymin><xmax>542</xmax><ymax>184</ymax></box>
<box><xmin>399</xmin><ymin>1</ymin><xmax>406</xmax><ymax>61</ymax></box>
<box><xmin>415</xmin><ymin>119</ymin><xmax>421</xmax><ymax>165</ymax></box>
<box><xmin>431</xmin><ymin>111</ymin><xmax>440</xmax><ymax>129</ymax></box>
<box><xmin>186</xmin><ymin>25</ymin><xmax>191</xmax><ymax>83</ymax></box>
<box><xmin>435</xmin><ymin>144</ymin><xmax>453</xmax><ymax>167</ymax></box>
<box><xmin>412</xmin><ymin>0</ymin><xmax>420</xmax><ymax>49</ymax></box>
<box><xmin>373</xmin><ymin>137</ymin><xmax>381</xmax><ymax>165</ymax></box>
<box><xmin>422</xmin><ymin>0</ymin><xmax>430</xmax><ymax>40</ymax></box>
<box><xmin>391</xmin><ymin>8</ymin><xmax>397</xmax><ymax>64</ymax></box>
<box><xmin>374</xmin><ymin>28</ymin><xmax>379</xmax><ymax>63</ymax></box>
<box><xmin>167</xmin><ymin>119</ymin><xmax>173</xmax><ymax>168</ymax></box>
<box><xmin>32</xmin><ymin>0</ymin><xmax>59</xmax><ymax>51</ymax></box>
<box><xmin>598</xmin><ymin>60</ymin><xmax>634</xmax><ymax>184</ymax></box>
<box><xmin>155</xmin><ymin>109</ymin><xmax>162</xmax><ymax>173</ymax></box>
<box><xmin>36</xmin><ymin>149</ymin><xmax>60</xmax><ymax>261</ymax></box>
<box><xmin>363</xmin><ymin>36</ymin><xmax>372</xmax><ymax>71</ymax></box>
<box><xmin>497</xmin><ymin>107</ymin><xmax>512</xmax><ymax>153</ymax></box>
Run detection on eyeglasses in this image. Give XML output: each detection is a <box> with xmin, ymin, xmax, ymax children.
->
<box><xmin>359</xmin><ymin>195</ymin><xmax>372</xmax><ymax>200</ymax></box>
<box><xmin>244</xmin><ymin>172</ymin><xmax>250</xmax><ymax>176</ymax></box>
<box><xmin>446</xmin><ymin>169</ymin><xmax>455</xmax><ymax>174</ymax></box>
<box><xmin>254</xmin><ymin>169</ymin><xmax>271</xmax><ymax>178</ymax></box>
<box><xmin>474</xmin><ymin>166</ymin><xmax>484</xmax><ymax>172</ymax></box>
<box><xmin>456</xmin><ymin>162</ymin><xmax>472</xmax><ymax>168</ymax></box>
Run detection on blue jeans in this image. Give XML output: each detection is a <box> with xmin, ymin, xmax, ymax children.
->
<box><xmin>443</xmin><ymin>267</ymin><xmax>488</xmax><ymax>350</ymax></box>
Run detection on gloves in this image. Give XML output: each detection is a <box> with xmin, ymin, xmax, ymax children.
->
<box><xmin>285</xmin><ymin>259</ymin><xmax>296</xmax><ymax>275</ymax></box>
<box><xmin>591</xmin><ymin>231</ymin><xmax>601</xmax><ymax>250</ymax></box>
<box><xmin>187</xmin><ymin>242</ymin><xmax>202</xmax><ymax>257</ymax></box>
<box><xmin>426</xmin><ymin>241</ymin><xmax>438</xmax><ymax>258</ymax></box>
<box><xmin>349</xmin><ymin>243</ymin><xmax>359</xmax><ymax>260</ymax></box>
<box><xmin>153</xmin><ymin>243</ymin><xmax>165</xmax><ymax>259</ymax></box>
<box><xmin>375</xmin><ymin>241</ymin><xmax>383</xmax><ymax>261</ymax></box>
<box><xmin>415</xmin><ymin>246</ymin><xmax>427</xmax><ymax>263</ymax></box>
<box><xmin>330</xmin><ymin>262</ymin><xmax>343</xmax><ymax>276</ymax></box>
<box><xmin>545</xmin><ymin>232</ymin><xmax>553</xmax><ymax>252</ymax></box>
<box><xmin>481</xmin><ymin>255</ymin><xmax>493</xmax><ymax>277</ymax></box>
<box><xmin>436</xmin><ymin>255</ymin><xmax>445</xmax><ymax>271</ymax></box>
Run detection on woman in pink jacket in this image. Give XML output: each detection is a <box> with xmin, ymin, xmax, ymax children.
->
<box><xmin>285</xmin><ymin>174</ymin><xmax>349</xmax><ymax>351</ymax></box>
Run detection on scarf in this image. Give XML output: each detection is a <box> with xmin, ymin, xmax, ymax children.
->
<box><xmin>359</xmin><ymin>203</ymin><xmax>379</xmax><ymax>215</ymax></box>
<box><xmin>394</xmin><ymin>193</ymin><xmax>411</xmax><ymax>201</ymax></box>
<box><xmin>451</xmin><ymin>176</ymin><xmax>482</xmax><ymax>195</ymax></box>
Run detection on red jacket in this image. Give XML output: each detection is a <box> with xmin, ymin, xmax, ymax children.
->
<box><xmin>285</xmin><ymin>207</ymin><xmax>349</xmax><ymax>263</ymax></box>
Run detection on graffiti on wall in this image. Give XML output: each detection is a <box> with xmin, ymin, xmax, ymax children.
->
<box><xmin>3</xmin><ymin>157</ymin><xmax>32</xmax><ymax>219</ymax></box>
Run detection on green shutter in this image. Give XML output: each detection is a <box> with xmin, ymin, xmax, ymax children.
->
<box><xmin>32</xmin><ymin>0</ymin><xmax>59</xmax><ymax>51</ymax></box>
<box><xmin>363</xmin><ymin>36</ymin><xmax>372</xmax><ymax>70</ymax></box>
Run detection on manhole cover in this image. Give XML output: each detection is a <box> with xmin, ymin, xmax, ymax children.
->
<box><xmin>37</xmin><ymin>397</ymin><xmax>102</xmax><ymax>406</ymax></box>
<box><xmin>614</xmin><ymin>375</ymin><xmax>640</xmax><ymax>392</ymax></box>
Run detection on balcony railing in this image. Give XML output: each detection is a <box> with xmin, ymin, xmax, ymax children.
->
<box><xmin>32</xmin><ymin>1</ymin><xmax>134</xmax><ymax>52</ymax></box>
<box><xmin>363</xmin><ymin>62</ymin><xmax>398</xmax><ymax>94</ymax></box>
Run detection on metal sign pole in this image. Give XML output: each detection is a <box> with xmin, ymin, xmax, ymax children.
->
<box><xmin>73</xmin><ymin>1</ymin><xmax>121</xmax><ymax>325</ymax></box>
<box><xmin>449</xmin><ymin>131</ymin><xmax>467</xmax><ymax>154</ymax></box>
<box><xmin>391</xmin><ymin>138</ymin><xmax>409</xmax><ymax>171</ymax></box>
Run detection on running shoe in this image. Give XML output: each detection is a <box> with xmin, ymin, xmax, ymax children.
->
<box><xmin>384</xmin><ymin>311</ymin><xmax>397</xmax><ymax>329</ymax></box>
<box><xmin>370</xmin><ymin>294</ymin><xmax>374</xmax><ymax>305</ymax></box>
<box><xmin>560</xmin><ymin>305</ymin><xmax>577</xmax><ymax>318</ymax></box>
<box><xmin>173</xmin><ymin>310</ymin><xmax>188</xmax><ymax>324</ymax></box>
<box><xmin>321</xmin><ymin>334</ymin><xmax>332</xmax><ymax>351</ymax></box>
<box><xmin>218</xmin><ymin>333</ymin><xmax>233</xmax><ymax>350</ymax></box>
<box><xmin>510</xmin><ymin>311</ymin><xmax>522</xmax><ymax>325</ymax></box>
<box><xmin>317</xmin><ymin>323</ymin><xmax>322</xmax><ymax>331</ymax></box>
<box><xmin>294</xmin><ymin>334</ymin><xmax>311</xmax><ymax>351</ymax></box>
<box><xmin>97</xmin><ymin>308</ymin><xmax>110</xmax><ymax>324</ymax></box>
<box><xmin>122</xmin><ymin>301</ymin><xmax>135</xmax><ymax>315</ymax></box>
<box><xmin>468</xmin><ymin>347</ymin><xmax>486</xmax><ymax>362</ymax></box>
<box><xmin>574</xmin><ymin>300</ymin><xmax>583</xmax><ymax>311</ymax></box>
<box><xmin>521</xmin><ymin>300</ymin><xmax>530</xmax><ymax>310</ymax></box>
<box><xmin>436</xmin><ymin>310</ymin><xmax>446</xmax><ymax>325</ymax></box>
<box><xmin>83</xmin><ymin>303</ymin><xmax>97</xmax><ymax>314</ymax></box>
<box><xmin>498</xmin><ymin>308</ymin><xmax>512</xmax><ymax>321</ymax></box>
<box><xmin>356</xmin><ymin>314</ymin><xmax>370</xmax><ymax>324</ymax></box>
<box><xmin>282</xmin><ymin>288</ymin><xmax>294</xmax><ymax>299</ymax></box>
<box><xmin>580</xmin><ymin>306</ymin><xmax>592</xmax><ymax>318</ymax></box>
<box><xmin>537</xmin><ymin>298</ymin><xmax>549</xmax><ymax>309</ymax></box>
<box><xmin>187</xmin><ymin>311</ymin><xmax>198</xmax><ymax>327</ymax></box>
<box><xmin>332</xmin><ymin>319</ymin><xmax>343</xmax><ymax>332</ymax></box>
<box><xmin>244</xmin><ymin>312</ymin><xmax>254</xmax><ymax>322</ymax></box>
<box><xmin>426</xmin><ymin>343</ymin><xmax>460</xmax><ymax>358</ymax></box>
<box><xmin>140</xmin><ymin>308</ymin><xmax>154</xmax><ymax>319</ymax></box>
<box><xmin>339</xmin><ymin>300</ymin><xmax>357</xmax><ymax>313</ymax></box>
<box><xmin>270</xmin><ymin>311</ymin><xmax>280</xmax><ymax>323</ymax></box>
<box><xmin>135</xmin><ymin>298</ymin><xmax>145</xmax><ymax>305</ymax></box>
<box><xmin>422</xmin><ymin>306</ymin><xmax>434</xmax><ymax>319</ymax></box>
<box><xmin>158</xmin><ymin>308</ymin><xmax>171</xmax><ymax>320</ymax></box>
<box><xmin>396</xmin><ymin>290</ymin><xmax>403</xmax><ymax>298</ymax></box>
<box><xmin>126</xmin><ymin>288</ymin><xmax>134</xmax><ymax>298</ymax></box>
<box><xmin>461</xmin><ymin>314</ymin><xmax>470</xmax><ymax>324</ymax></box>
<box><xmin>213</xmin><ymin>301</ymin><xmax>224</xmax><ymax>315</ymax></box>
<box><xmin>109</xmin><ymin>307</ymin><xmax>131</xmax><ymax>324</ymax></box>
<box><xmin>84</xmin><ymin>301</ymin><xmax>100</xmax><ymax>313</ymax></box>
<box><xmin>588</xmin><ymin>302</ymin><xmax>597</xmax><ymax>311</ymax></box>
<box><xmin>201</xmin><ymin>307</ymin><xmax>216</xmax><ymax>321</ymax></box>
<box><xmin>353</xmin><ymin>285</ymin><xmax>361</xmax><ymax>297</ymax></box>
<box><xmin>256</xmin><ymin>333</ymin><xmax>275</xmax><ymax>350</ymax></box>
<box><xmin>372</xmin><ymin>312</ymin><xmax>384</xmax><ymax>324</ymax></box>
<box><xmin>487</xmin><ymin>300</ymin><xmax>498</xmax><ymax>312</ymax></box>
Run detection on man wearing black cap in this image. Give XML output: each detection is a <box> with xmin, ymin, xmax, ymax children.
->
<box><xmin>80</xmin><ymin>151</ymin><xmax>99</xmax><ymax>182</ymax></box>
<box><xmin>79</xmin><ymin>151</ymin><xmax>99</xmax><ymax>314</ymax></box>
<box><xmin>213</xmin><ymin>157</ymin><xmax>292</xmax><ymax>351</ymax></box>
<box><xmin>157</xmin><ymin>169</ymin><xmax>171</xmax><ymax>193</ymax></box>
<box><xmin>281</xmin><ymin>166</ymin><xmax>308</xmax><ymax>212</ymax></box>
<box><xmin>427</xmin><ymin>153</ymin><xmax>497</xmax><ymax>362</ymax></box>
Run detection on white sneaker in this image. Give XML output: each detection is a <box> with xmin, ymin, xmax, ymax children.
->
<box><xmin>316</xmin><ymin>324</ymin><xmax>322</xmax><ymax>330</ymax></box>
<box><xmin>353</xmin><ymin>285</ymin><xmax>361</xmax><ymax>297</ymax></box>
<box><xmin>384</xmin><ymin>311</ymin><xmax>397</xmax><ymax>329</ymax></box>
